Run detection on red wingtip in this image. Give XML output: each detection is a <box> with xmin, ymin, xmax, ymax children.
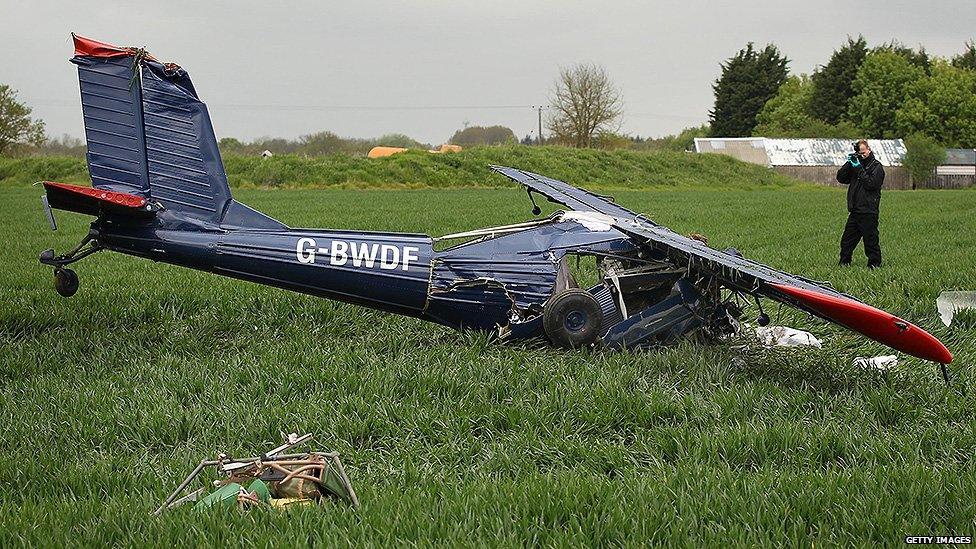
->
<box><xmin>71</xmin><ymin>33</ymin><xmax>134</xmax><ymax>59</ymax></box>
<box><xmin>772</xmin><ymin>283</ymin><xmax>953</xmax><ymax>364</ymax></box>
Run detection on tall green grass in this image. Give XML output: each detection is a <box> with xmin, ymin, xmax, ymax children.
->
<box><xmin>0</xmin><ymin>186</ymin><xmax>973</xmax><ymax>546</ymax></box>
<box><xmin>0</xmin><ymin>146</ymin><xmax>800</xmax><ymax>189</ymax></box>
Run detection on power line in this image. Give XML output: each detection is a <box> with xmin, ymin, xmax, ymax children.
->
<box><xmin>213</xmin><ymin>103</ymin><xmax>535</xmax><ymax>111</ymax></box>
<box><xmin>33</xmin><ymin>100</ymin><xmax>705</xmax><ymax>121</ymax></box>
<box><xmin>30</xmin><ymin>101</ymin><xmax>535</xmax><ymax>111</ymax></box>
<box><xmin>628</xmin><ymin>112</ymin><xmax>704</xmax><ymax>120</ymax></box>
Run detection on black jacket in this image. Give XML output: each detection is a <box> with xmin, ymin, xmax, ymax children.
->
<box><xmin>836</xmin><ymin>153</ymin><xmax>884</xmax><ymax>214</ymax></box>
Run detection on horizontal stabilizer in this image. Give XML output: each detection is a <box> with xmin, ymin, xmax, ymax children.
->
<box><xmin>43</xmin><ymin>181</ymin><xmax>157</xmax><ymax>218</ymax></box>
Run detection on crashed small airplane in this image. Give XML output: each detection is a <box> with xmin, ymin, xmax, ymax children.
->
<box><xmin>40</xmin><ymin>35</ymin><xmax>952</xmax><ymax>376</ymax></box>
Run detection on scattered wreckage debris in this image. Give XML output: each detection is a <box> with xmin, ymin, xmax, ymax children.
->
<box><xmin>854</xmin><ymin>355</ymin><xmax>899</xmax><ymax>371</ymax></box>
<box><xmin>154</xmin><ymin>433</ymin><xmax>357</xmax><ymax>515</ymax></box>
<box><xmin>37</xmin><ymin>34</ymin><xmax>954</xmax><ymax>383</ymax></box>
<box><xmin>749</xmin><ymin>327</ymin><xmax>898</xmax><ymax>371</ymax></box>
<box><xmin>936</xmin><ymin>291</ymin><xmax>976</xmax><ymax>327</ymax></box>
<box><xmin>753</xmin><ymin>325</ymin><xmax>823</xmax><ymax>348</ymax></box>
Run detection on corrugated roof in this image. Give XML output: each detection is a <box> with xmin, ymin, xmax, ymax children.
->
<box><xmin>765</xmin><ymin>139</ymin><xmax>906</xmax><ymax>167</ymax></box>
<box><xmin>694</xmin><ymin>138</ymin><xmax>907</xmax><ymax>167</ymax></box>
<box><xmin>945</xmin><ymin>148</ymin><xmax>976</xmax><ymax>165</ymax></box>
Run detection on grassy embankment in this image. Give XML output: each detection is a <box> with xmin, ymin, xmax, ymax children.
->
<box><xmin>0</xmin><ymin>146</ymin><xmax>803</xmax><ymax>190</ymax></box>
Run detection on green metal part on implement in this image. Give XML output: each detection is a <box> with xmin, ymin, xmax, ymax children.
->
<box><xmin>156</xmin><ymin>433</ymin><xmax>358</xmax><ymax>515</ymax></box>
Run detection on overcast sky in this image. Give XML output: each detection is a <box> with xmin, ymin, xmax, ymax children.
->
<box><xmin>2</xmin><ymin>0</ymin><xmax>974</xmax><ymax>145</ymax></box>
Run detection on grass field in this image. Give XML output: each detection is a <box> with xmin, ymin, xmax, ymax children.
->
<box><xmin>1</xmin><ymin>183</ymin><xmax>975</xmax><ymax>546</ymax></box>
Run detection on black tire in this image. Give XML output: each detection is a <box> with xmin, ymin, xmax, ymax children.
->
<box><xmin>54</xmin><ymin>268</ymin><xmax>79</xmax><ymax>298</ymax></box>
<box><xmin>543</xmin><ymin>289</ymin><xmax>603</xmax><ymax>349</ymax></box>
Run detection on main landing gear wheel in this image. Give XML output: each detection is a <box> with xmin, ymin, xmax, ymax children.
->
<box><xmin>543</xmin><ymin>289</ymin><xmax>603</xmax><ymax>349</ymax></box>
<box><xmin>54</xmin><ymin>268</ymin><xmax>79</xmax><ymax>298</ymax></box>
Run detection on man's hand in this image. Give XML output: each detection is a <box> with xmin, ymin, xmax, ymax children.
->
<box><xmin>848</xmin><ymin>152</ymin><xmax>861</xmax><ymax>167</ymax></box>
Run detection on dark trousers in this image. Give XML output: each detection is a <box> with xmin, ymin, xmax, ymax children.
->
<box><xmin>840</xmin><ymin>212</ymin><xmax>881</xmax><ymax>266</ymax></box>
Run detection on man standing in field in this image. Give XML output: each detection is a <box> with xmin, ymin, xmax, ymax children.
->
<box><xmin>836</xmin><ymin>139</ymin><xmax>885</xmax><ymax>268</ymax></box>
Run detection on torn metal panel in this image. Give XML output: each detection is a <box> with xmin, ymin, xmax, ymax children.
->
<box><xmin>854</xmin><ymin>355</ymin><xmax>898</xmax><ymax>371</ymax></box>
<box><xmin>424</xmin><ymin>278</ymin><xmax>520</xmax><ymax>330</ymax></box>
<box><xmin>425</xmin><ymin>218</ymin><xmax>635</xmax><ymax>331</ymax></box>
<box><xmin>603</xmin><ymin>280</ymin><xmax>703</xmax><ymax>349</ymax></box>
<box><xmin>754</xmin><ymin>325</ymin><xmax>822</xmax><ymax>348</ymax></box>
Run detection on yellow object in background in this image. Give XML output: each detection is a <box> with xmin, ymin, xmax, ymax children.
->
<box><xmin>367</xmin><ymin>146</ymin><xmax>409</xmax><ymax>158</ymax></box>
<box><xmin>268</xmin><ymin>497</ymin><xmax>315</xmax><ymax>509</ymax></box>
<box><xmin>367</xmin><ymin>144</ymin><xmax>462</xmax><ymax>158</ymax></box>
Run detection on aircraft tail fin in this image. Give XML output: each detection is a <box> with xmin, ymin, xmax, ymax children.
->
<box><xmin>69</xmin><ymin>33</ymin><xmax>285</xmax><ymax>230</ymax></box>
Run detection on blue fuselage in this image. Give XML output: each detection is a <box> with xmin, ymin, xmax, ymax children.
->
<box><xmin>94</xmin><ymin>211</ymin><xmax>635</xmax><ymax>334</ymax></box>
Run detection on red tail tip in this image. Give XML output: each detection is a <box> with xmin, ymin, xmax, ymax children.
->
<box><xmin>71</xmin><ymin>33</ymin><xmax>133</xmax><ymax>59</ymax></box>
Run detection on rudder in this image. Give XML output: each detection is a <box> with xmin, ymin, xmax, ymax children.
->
<box><xmin>71</xmin><ymin>34</ymin><xmax>243</xmax><ymax>225</ymax></box>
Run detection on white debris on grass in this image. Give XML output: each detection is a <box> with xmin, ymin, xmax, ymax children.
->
<box><xmin>754</xmin><ymin>325</ymin><xmax>822</xmax><ymax>348</ymax></box>
<box><xmin>854</xmin><ymin>355</ymin><xmax>899</xmax><ymax>371</ymax></box>
<box><xmin>936</xmin><ymin>291</ymin><xmax>976</xmax><ymax>327</ymax></box>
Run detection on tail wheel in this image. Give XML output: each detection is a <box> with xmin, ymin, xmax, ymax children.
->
<box><xmin>54</xmin><ymin>268</ymin><xmax>79</xmax><ymax>298</ymax></box>
<box><xmin>543</xmin><ymin>289</ymin><xmax>603</xmax><ymax>349</ymax></box>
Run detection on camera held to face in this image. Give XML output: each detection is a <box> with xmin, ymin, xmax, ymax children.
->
<box><xmin>848</xmin><ymin>142</ymin><xmax>861</xmax><ymax>167</ymax></box>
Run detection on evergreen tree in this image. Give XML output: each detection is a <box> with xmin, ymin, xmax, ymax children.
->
<box><xmin>709</xmin><ymin>43</ymin><xmax>789</xmax><ymax>137</ymax></box>
<box><xmin>952</xmin><ymin>40</ymin><xmax>976</xmax><ymax>70</ymax></box>
<box><xmin>873</xmin><ymin>40</ymin><xmax>930</xmax><ymax>73</ymax></box>
<box><xmin>809</xmin><ymin>36</ymin><xmax>868</xmax><ymax>124</ymax></box>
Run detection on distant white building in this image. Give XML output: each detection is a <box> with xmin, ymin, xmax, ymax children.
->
<box><xmin>694</xmin><ymin>138</ymin><xmax>912</xmax><ymax>189</ymax></box>
<box><xmin>934</xmin><ymin>148</ymin><xmax>976</xmax><ymax>188</ymax></box>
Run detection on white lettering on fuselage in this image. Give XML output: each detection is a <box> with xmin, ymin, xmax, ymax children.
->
<box><xmin>295</xmin><ymin>238</ymin><xmax>418</xmax><ymax>271</ymax></box>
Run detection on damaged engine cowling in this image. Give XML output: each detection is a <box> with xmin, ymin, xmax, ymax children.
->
<box><xmin>541</xmin><ymin>255</ymin><xmax>742</xmax><ymax>349</ymax></box>
<box><xmin>430</xmin><ymin>211</ymin><xmax>742</xmax><ymax>350</ymax></box>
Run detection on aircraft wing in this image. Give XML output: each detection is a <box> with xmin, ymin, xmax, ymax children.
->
<box><xmin>614</xmin><ymin>215</ymin><xmax>950</xmax><ymax>364</ymax></box>
<box><xmin>492</xmin><ymin>166</ymin><xmax>951</xmax><ymax>363</ymax></box>
<box><xmin>490</xmin><ymin>165</ymin><xmax>639</xmax><ymax>219</ymax></box>
<box><xmin>610</xmin><ymin>217</ymin><xmax>853</xmax><ymax>300</ymax></box>
<box><xmin>492</xmin><ymin>164</ymin><xmax>853</xmax><ymax>299</ymax></box>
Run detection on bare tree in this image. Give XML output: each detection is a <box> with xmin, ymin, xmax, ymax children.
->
<box><xmin>546</xmin><ymin>64</ymin><xmax>623</xmax><ymax>148</ymax></box>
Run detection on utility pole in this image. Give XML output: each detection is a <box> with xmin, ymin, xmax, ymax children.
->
<box><xmin>532</xmin><ymin>105</ymin><xmax>548</xmax><ymax>145</ymax></box>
